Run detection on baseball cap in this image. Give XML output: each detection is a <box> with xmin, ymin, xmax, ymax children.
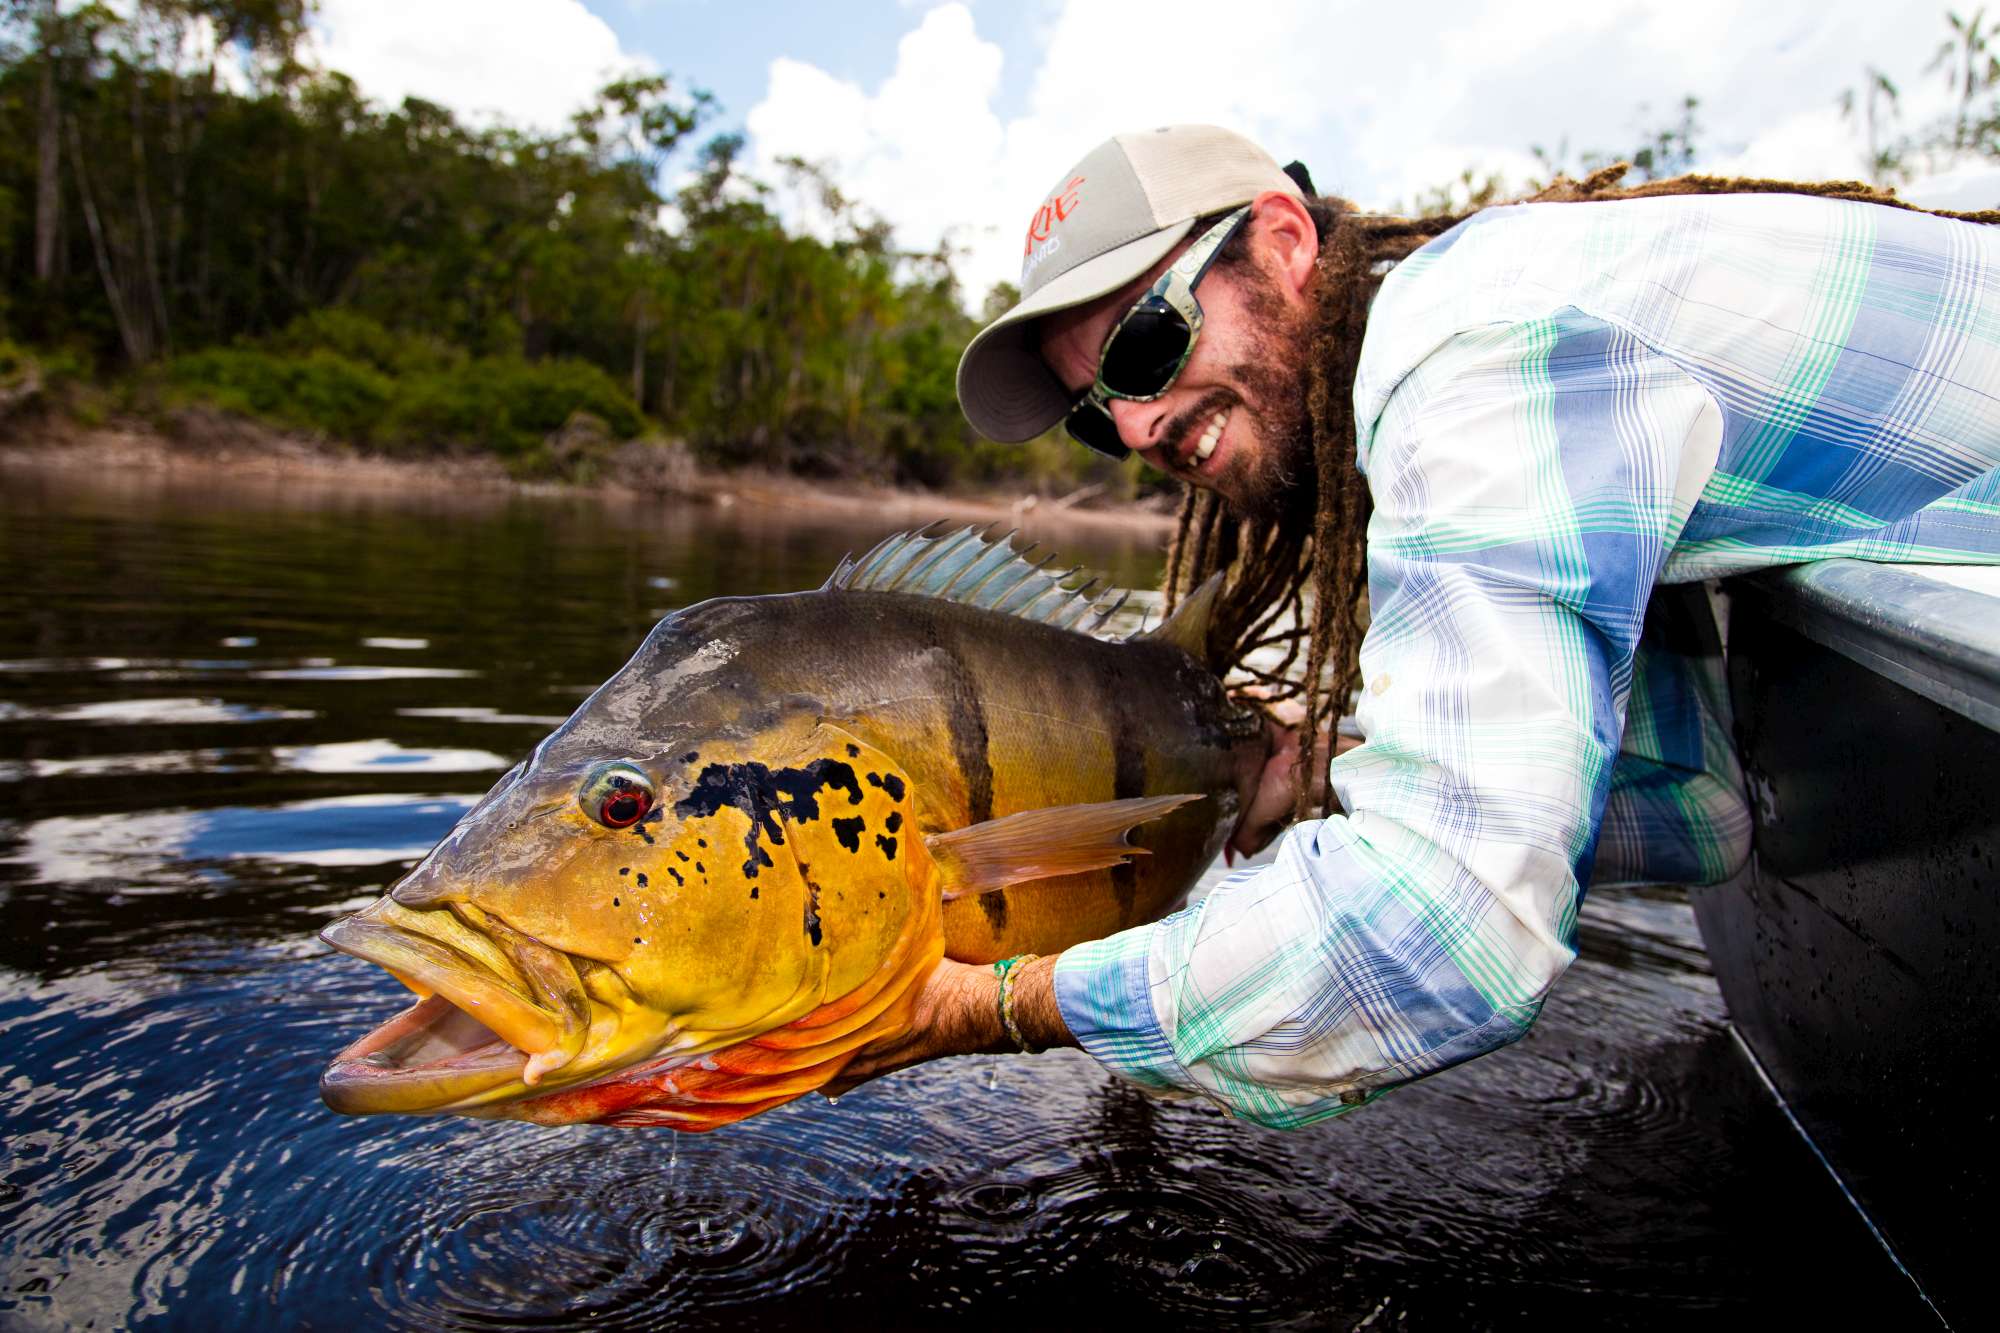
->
<box><xmin>956</xmin><ymin>124</ymin><xmax>1305</xmax><ymax>443</ymax></box>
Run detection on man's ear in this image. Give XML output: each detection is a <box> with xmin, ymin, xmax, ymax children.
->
<box><xmin>1248</xmin><ymin>190</ymin><xmax>1318</xmax><ymax>298</ymax></box>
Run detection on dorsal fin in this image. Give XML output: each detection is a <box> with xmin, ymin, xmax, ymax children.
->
<box><xmin>1138</xmin><ymin>572</ymin><xmax>1224</xmax><ymax>663</ymax></box>
<box><xmin>824</xmin><ymin>523</ymin><xmax>1132</xmax><ymax>636</ymax></box>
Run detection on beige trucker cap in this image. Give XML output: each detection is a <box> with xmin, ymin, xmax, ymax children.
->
<box><xmin>956</xmin><ymin>124</ymin><xmax>1304</xmax><ymax>443</ymax></box>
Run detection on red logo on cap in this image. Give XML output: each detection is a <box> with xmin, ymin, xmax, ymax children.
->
<box><xmin>1023</xmin><ymin>175</ymin><xmax>1085</xmax><ymax>256</ymax></box>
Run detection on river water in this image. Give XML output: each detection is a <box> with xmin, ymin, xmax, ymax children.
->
<box><xmin>0</xmin><ymin>466</ymin><xmax>1919</xmax><ymax>1328</ymax></box>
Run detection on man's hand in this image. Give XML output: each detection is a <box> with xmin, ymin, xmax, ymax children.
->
<box><xmin>1229</xmin><ymin>706</ymin><xmax>1360</xmax><ymax>859</ymax></box>
<box><xmin>822</xmin><ymin>954</ymin><xmax>1075</xmax><ymax>1097</ymax></box>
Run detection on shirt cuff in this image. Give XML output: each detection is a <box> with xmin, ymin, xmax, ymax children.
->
<box><xmin>1052</xmin><ymin>918</ymin><xmax>1200</xmax><ymax>1098</ymax></box>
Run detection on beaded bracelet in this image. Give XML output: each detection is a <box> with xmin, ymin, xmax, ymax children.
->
<box><xmin>992</xmin><ymin>954</ymin><xmax>1042</xmax><ymax>1053</ymax></box>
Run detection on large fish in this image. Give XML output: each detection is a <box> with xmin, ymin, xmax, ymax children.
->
<box><xmin>319</xmin><ymin>526</ymin><xmax>1264</xmax><ymax>1130</ymax></box>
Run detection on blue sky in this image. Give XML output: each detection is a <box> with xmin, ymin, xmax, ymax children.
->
<box><xmin>590</xmin><ymin>1</ymin><xmax>1048</xmax><ymax>133</ymax></box>
<box><xmin>308</xmin><ymin>1</ymin><xmax>1971</xmax><ymax>304</ymax></box>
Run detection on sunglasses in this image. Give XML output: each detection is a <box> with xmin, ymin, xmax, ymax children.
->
<box><xmin>1064</xmin><ymin>205</ymin><xmax>1252</xmax><ymax>460</ymax></box>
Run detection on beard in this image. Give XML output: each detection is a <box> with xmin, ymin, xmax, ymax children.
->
<box><xmin>1179</xmin><ymin>265</ymin><xmax>1318</xmax><ymax>525</ymax></box>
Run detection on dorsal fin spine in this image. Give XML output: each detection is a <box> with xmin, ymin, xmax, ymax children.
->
<box><xmin>829</xmin><ymin>524</ymin><xmax>1135</xmax><ymax>640</ymax></box>
<box><xmin>993</xmin><ymin>555</ymin><xmax>1058</xmax><ymax>613</ymax></box>
<box><xmin>979</xmin><ymin>554</ymin><xmax>1043</xmax><ymax>608</ymax></box>
<box><xmin>895</xmin><ymin>527</ymin><xmax>974</xmax><ymax>592</ymax></box>
<box><xmin>880</xmin><ymin>520</ymin><xmax>951</xmax><ymax>588</ymax></box>
<box><xmin>1086</xmin><ymin>590</ymin><xmax>1131</xmax><ymax>633</ymax></box>
<box><xmin>850</xmin><ymin>542</ymin><xmax>899</xmax><ymax>585</ymax></box>
<box><xmin>1052</xmin><ymin>584</ymin><xmax>1099</xmax><ymax>631</ymax></box>
<box><xmin>875</xmin><ymin>541</ymin><xmax>932</xmax><ymax>590</ymax></box>
<box><xmin>954</xmin><ymin>540</ymin><xmax>1020</xmax><ymax>601</ymax></box>
<box><xmin>937</xmin><ymin>525</ymin><xmax>1000</xmax><ymax>597</ymax></box>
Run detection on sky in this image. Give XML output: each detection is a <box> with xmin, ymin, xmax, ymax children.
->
<box><xmin>306</xmin><ymin>0</ymin><xmax>1970</xmax><ymax>304</ymax></box>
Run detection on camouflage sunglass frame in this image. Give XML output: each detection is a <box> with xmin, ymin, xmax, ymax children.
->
<box><xmin>1064</xmin><ymin>204</ymin><xmax>1254</xmax><ymax>459</ymax></box>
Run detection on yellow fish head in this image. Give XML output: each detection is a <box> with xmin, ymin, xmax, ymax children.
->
<box><xmin>319</xmin><ymin>723</ymin><xmax>933</xmax><ymax>1123</ymax></box>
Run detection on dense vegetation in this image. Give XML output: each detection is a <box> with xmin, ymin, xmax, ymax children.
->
<box><xmin>5</xmin><ymin>2</ymin><xmax>1990</xmax><ymax>490</ymax></box>
<box><xmin>0</xmin><ymin>0</ymin><xmax>1136</xmax><ymax>494</ymax></box>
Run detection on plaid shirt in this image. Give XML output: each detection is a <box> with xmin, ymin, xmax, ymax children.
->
<box><xmin>1055</xmin><ymin>194</ymin><xmax>2000</xmax><ymax>1128</ymax></box>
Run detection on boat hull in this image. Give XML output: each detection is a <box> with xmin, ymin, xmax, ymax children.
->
<box><xmin>1695</xmin><ymin>561</ymin><xmax>2000</xmax><ymax>1327</ymax></box>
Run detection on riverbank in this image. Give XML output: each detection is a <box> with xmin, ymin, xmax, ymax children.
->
<box><xmin>0</xmin><ymin>412</ymin><xmax>1178</xmax><ymax>538</ymax></box>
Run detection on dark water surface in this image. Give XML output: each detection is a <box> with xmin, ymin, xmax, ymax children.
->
<box><xmin>0</xmin><ymin>468</ymin><xmax>1918</xmax><ymax>1329</ymax></box>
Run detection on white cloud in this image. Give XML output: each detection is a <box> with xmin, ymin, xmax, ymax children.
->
<box><xmin>307</xmin><ymin>0</ymin><xmax>652</xmax><ymax>132</ymax></box>
<box><xmin>746</xmin><ymin>5</ymin><xmax>1007</xmax><ymax>262</ymax></box>
<box><xmin>745</xmin><ymin>0</ymin><xmax>1967</xmax><ymax>306</ymax></box>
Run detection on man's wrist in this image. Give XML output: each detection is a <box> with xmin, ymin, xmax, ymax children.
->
<box><xmin>1011</xmin><ymin>953</ymin><xmax>1076</xmax><ymax>1052</ymax></box>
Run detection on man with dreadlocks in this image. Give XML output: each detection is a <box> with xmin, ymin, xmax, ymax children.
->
<box><xmin>834</xmin><ymin>125</ymin><xmax>2000</xmax><ymax>1127</ymax></box>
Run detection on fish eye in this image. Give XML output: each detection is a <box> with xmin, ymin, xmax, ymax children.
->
<box><xmin>582</xmin><ymin>763</ymin><xmax>656</xmax><ymax>829</ymax></box>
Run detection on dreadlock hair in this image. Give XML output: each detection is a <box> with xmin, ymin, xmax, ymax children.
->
<box><xmin>1162</xmin><ymin>163</ymin><xmax>2000</xmax><ymax>823</ymax></box>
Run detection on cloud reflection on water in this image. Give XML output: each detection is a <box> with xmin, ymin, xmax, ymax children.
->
<box><xmin>5</xmin><ymin>792</ymin><xmax>478</xmax><ymax>882</ymax></box>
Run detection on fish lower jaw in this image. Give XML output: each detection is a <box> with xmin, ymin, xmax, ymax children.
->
<box><xmin>320</xmin><ymin>993</ymin><xmax>530</xmax><ymax>1115</ymax></box>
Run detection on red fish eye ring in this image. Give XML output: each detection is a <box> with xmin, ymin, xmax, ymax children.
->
<box><xmin>599</xmin><ymin>789</ymin><xmax>652</xmax><ymax>828</ymax></box>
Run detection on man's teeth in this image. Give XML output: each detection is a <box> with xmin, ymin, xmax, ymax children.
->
<box><xmin>1193</xmin><ymin>410</ymin><xmax>1227</xmax><ymax>463</ymax></box>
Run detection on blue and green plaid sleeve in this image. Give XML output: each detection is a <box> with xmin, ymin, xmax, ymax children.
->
<box><xmin>1058</xmin><ymin>312</ymin><xmax>1721</xmax><ymax>1126</ymax></box>
<box><xmin>1058</xmin><ymin>195</ymin><xmax>2000</xmax><ymax>1126</ymax></box>
<box><xmin>1594</xmin><ymin>591</ymin><xmax>1752</xmax><ymax>887</ymax></box>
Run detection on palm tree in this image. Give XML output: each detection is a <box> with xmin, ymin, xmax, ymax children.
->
<box><xmin>1930</xmin><ymin>8</ymin><xmax>2000</xmax><ymax>152</ymax></box>
<box><xmin>1838</xmin><ymin>68</ymin><xmax>1901</xmax><ymax>184</ymax></box>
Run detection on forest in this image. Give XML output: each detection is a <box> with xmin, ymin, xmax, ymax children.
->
<box><xmin>3</xmin><ymin>1</ymin><xmax>1994</xmax><ymax>492</ymax></box>
<box><xmin>0</xmin><ymin>0</ymin><xmax>1127</xmax><ymax>492</ymax></box>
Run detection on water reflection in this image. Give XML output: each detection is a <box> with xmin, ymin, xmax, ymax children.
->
<box><xmin>0</xmin><ymin>466</ymin><xmax>1918</xmax><ymax>1327</ymax></box>
<box><xmin>8</xmin><ymin>793</ymin><xmax>478</xmax><ymax>881</ymax></box>
<box><xmin>3</xmin><ymin>697</ymin><xmax>317</xmax><ymax>725</ymax></box>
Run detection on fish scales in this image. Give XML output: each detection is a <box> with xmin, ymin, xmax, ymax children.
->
<box><xmin>318</xmin><ymin>527</ymin><xmax>1264</xmax><ymax>1130</ymax></box>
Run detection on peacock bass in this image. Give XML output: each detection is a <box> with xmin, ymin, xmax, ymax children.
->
<box><xmin>318</xmin><ymin>526</ymin><xmax>1264</xmax><ymax>1131</ymax></box>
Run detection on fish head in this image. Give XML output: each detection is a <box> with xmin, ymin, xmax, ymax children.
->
<box><xmin>319</xmin><ymin>717</ymin><xmax>935</xmax><ymax>1122</ymax></box>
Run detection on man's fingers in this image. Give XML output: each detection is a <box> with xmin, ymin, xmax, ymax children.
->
<box><xmin>1228</xmin><ymin>725</ymin><xmax>1358</xmax><ymax>858</ymax></box>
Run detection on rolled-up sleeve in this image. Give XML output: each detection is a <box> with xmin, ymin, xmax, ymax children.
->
<box><xmin>1056</xmin><ymin>310</ymin><xmax>1725</xmax><ymax>1127</ymax></box>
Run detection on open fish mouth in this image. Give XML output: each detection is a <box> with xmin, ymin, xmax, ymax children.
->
<box><xmin>319</xmin><ymin>993</ymin><xmax>528</xmax><ymax>1115</ymax></box>
<box><xmin>318</xmin><ymin>902</ymin><xmax>585</xmax><ymax>1115</ymax></box>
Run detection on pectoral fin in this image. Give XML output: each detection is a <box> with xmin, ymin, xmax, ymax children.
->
<box><xmin>927</xmin><ymin>794</ymin><xmax>1203</xmax><ymax>899</ymax></box>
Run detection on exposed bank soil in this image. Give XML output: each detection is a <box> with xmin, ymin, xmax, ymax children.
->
<box><xmin>0</xmin><ymin>411</ymin><xmax>1176</xmax><ymax>538</ymax></box>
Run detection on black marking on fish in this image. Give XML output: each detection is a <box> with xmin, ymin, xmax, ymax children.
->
<box><xmin>1109</xmin><ymin>664</ymin><xmax>1148</xmax><ymax>923</ymax></box>
<box><xmin>614</xmin><ymin>896</ymin><xmax>622</xmax><ymax>906</ymax></box>
<box><xmin>637</xmin><ymin>872</ymin><xmax>649</xmax><ymax>888</ymax></box>
<box><xmin>886</xmin><ymin>811</ymin><xmax>902</xmax><ymax>833</ymax></box>
<box><xmin>619</xmin><ymin>867</ymin><xmax>630</xmax><ymax>876</ymax></box>
<box><xmin>926</xmin><ymin>630</ymin><xmax>1001</xmax><ymax>931</ymax></box>
<box><xmin>676</xmin><ymin>849</ymin><xmax>689</xmax><ymax>862</ymax></box>
<box><xmin>800</xmin><ymin>863</ymin><xmax>824</xmax><ymax>946</ymax></box>
<box><xmin>667</xmin><ymin>868</ymin><xmax>682</xmax><ymax>887</ymax></box>
<box><xmin>673</xmin><ymin>759</ymin><xmax>863</xmax><ymax>878</ymax></box>
<box><xmin>846</xmin><ymin>743</ymin><xmax>859</xmax><ymax>757</ymax></box>
<box><xmin>683</xmin><ymin>751</ymin><xmax>699</xmax><ymax>763</ymax></box>
<box><xmin>875</xmin><ymin>833</ymin><xmax>897</xmax><ymax>860</ymax></box>
<box><xmin>696</xmin><ymin>862</ymin><xmax>705</xmax><ymax>874</ymax></box>
<box><xmin>634</xmin><ymin>826</ymin><xmax>656</xmax><ymax>845</ymax></box>
<box><xmin>635</xmin><ymin>937</ymin><xmax>643</xmax><ymax>944</ymax></box>
<box><xmin>832</xmin><ymin>816</ymin><xmax>865</xmax><ymax>852</ymax></box>
<box><xmin>865</xmin><ymin>770</ymin><xmax>908</xmax><ymax>802</ymax></box>
<box><xmin>697</xmin><ymin>838</ymin><xmax>707</xmax><ymax>848</ymax></box>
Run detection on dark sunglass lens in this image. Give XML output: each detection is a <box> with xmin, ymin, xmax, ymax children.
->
<box><xmin>1098</xmin><ymin>303</ymin><xmax>1191</xmax><ymax>397</ymax></box>
<box><xmin>1065</xmin><ymin>404</ymin><xmax>1129</xmax><ymax>459</ymax></box>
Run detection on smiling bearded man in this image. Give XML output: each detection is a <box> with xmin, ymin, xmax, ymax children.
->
<box><xmin>828</xmin><ymin>124</ymin><xmax>2000</xmax><ymax>1129</ymax></box>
